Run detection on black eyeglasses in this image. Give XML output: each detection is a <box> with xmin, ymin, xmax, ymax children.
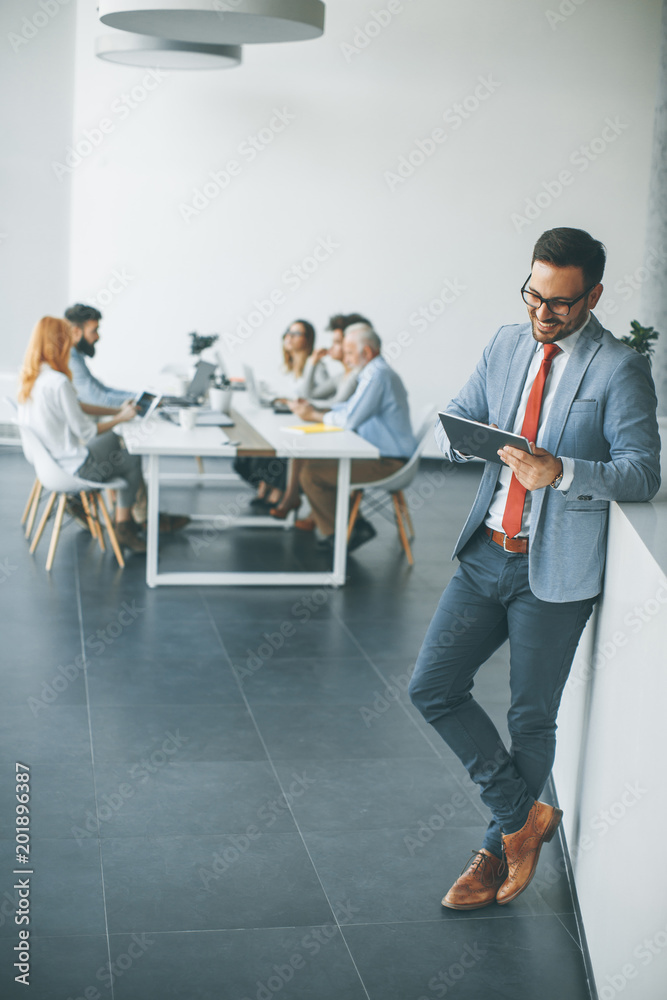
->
<box><xmin>521</xmin><ymin>275</ymin><xmax>595</xmax><ymax>317</ymax></box>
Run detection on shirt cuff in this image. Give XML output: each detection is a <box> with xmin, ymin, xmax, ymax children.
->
<box><xmin>556</xmin><ymin>456</ymin><xmax>575</xmax><ymax>491</ymax></box>
<box><xmin>323</xmin><ymin>408</ymin><xmax>344</xmax><ymax>428</ymax></box>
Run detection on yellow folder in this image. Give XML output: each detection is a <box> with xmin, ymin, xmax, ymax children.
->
<box><xmin>282</xmin><ymin>423</ymin><xmax>343</xmax><ymax>434</ymax></box>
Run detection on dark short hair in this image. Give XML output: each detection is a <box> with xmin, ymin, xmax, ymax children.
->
<box><xmin>64</xmin><ymin>303</ymin><xmax>102</xmax><ymax>327</ymax></box>
<box><xmin>327</xmin><ymin>314</ymin><xmax>347</xmax><ymax>332</ymax></box>
<box><xmin>327</xmin><ymin>312</ymin><xmax>372</xmax><ymax>332</ymax></box>
<box><xmin>342</xmin><ymin>312</ymin><xmax>371</xmax><ymax>330</ymax></box>
<box><xmin>532</xmin><ymin>228</ymin><xmax>606</xmax><ymax>288</ymax></box>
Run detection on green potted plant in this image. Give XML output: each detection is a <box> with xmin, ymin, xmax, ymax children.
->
<box><xmin>620</xmin><ymin>320</ymin><xmax>660</xmax><ymax>363</ymax></box>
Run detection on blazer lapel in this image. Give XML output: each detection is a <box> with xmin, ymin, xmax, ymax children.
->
<box><xmin>541</xmin><ymin>315</ymin><xmax>603</xmax><ymax>457</ymax></box>
<box><xmin>498</xmin><ymin>325</ymin><xmax>536</xmax><ymax>430</ymax></box>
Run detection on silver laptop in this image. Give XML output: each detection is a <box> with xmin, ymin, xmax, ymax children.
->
<box><xmin>161</xmin><ymin>361</ymin><xmax>216</xmax><ymax>406</ymax></box>
<box><xmin>243</xmin><ymin>364</ymin><xmax>291</xmax><ymax>414</ymax></box>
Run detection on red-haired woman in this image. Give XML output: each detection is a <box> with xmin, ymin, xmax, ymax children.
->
<box><xmin>17</xmin><ymin>317</ymin><xmax>179</xmax><ymax>552</ymax></box>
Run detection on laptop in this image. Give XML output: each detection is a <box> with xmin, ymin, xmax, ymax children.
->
<box><xmin>161</xmin><ymin>361</ymin><xmax>216</xmax><ymax>407</ymax></box>
<box><xmin>242</xmin><ymin>364</ymin><xmax>292</xmax><ymax>414</ymax></box>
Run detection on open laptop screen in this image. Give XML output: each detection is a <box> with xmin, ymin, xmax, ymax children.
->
<box><xmin>186</xmin><ymin>361</ymin><xmax>215</xmax><ymax>400</ymax></box>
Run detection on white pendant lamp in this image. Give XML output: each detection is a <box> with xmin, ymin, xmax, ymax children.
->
<box><xmin>98</xmin><ymin>1</ymin><xmax>325</xmax><ymax>45</ymax></box>
<box><xmin>96</xmin><ymin>33</ymin><xmax>242</xmax><ymax>69</ymax></box>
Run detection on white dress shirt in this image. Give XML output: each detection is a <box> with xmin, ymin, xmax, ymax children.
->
<box><xmin>18</xmin><ymin>365</ymin><xmax>97</xmax><ymax>475</ymax></box>
<box><xmin>484</xmin><ymin>318</ymin><xmax>589</xmax><ymax>536</ymax></box>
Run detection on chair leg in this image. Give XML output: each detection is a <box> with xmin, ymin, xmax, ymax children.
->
<box><xmin>45</xmin><ymin>494</ymin><xmax>67</xmax><ymax>571</ymax></box>
<box><xmin>24</xmin><ymin>482</ymin><xmax>42</xmax><ymax>539</ymax></box>
<box><xmin>97</xmin><ymin>494</ymin><xmax>125</xmax><ymax>569</ymax></box>
<box><xmin>392</xmin><ymin>493</ymin><xmax>414</xmax><ymax>565</ymax></box>
<box><xmin>21</xmin><ymin>478</ymin><xmax>39</xmax><ymax>525</ymax></box>
<box><xmin>397</xmin><ymin>490</ymin><xmax>415</xmax><ymax>539</ymax></box>
<box><xmin>83</xmin><ymin>492</ymin><xmax>105</xmax><ymax>551</ymax></box>
<box><xmin>29</xmin><ymin>491</ymin><xmax>57</xmax><ymax>554</ymax></box>
<box><xmin>79</xmin><ymin>491</ymin><xmax>100</xmax><ymax>542</ymax></box>
<box><xmin>91</xmin><ymin>493</ymin><xmax>107</xmax><ymax>551</ymax></box>
<box><xmin>195</xmin><ymin>456</ymin><xmax>205</xmax><ymax>474</ymax></box>
<box><xmin>347</xmin><ymin>490</ymin><xmax>364</xmax><ymax>542</ymax></box>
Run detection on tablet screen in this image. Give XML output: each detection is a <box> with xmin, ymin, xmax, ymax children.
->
<box><xmin>134</xmin><ymin>392</ymin><xmax>157</xmax><ymax>418</ymax></box>
<box><xmin>439</xmin><ymin>413</ymin><xmax>533</xmax><ymax>464</ymax></box>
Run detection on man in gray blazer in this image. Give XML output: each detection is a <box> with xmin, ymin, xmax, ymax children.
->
<box><xmin>409</xmin><ymin>228</ymin><xmax>660</xmax><ymax>910</ymax></box>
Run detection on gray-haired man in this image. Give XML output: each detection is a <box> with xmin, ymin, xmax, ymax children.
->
<box><xmin>290</xmin><ymin>323</ymin><xmax>416</xmax><ymax>551</ymax></box>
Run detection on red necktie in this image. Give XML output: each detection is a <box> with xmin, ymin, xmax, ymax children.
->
<box><xmin>502</xmin><ymin>343</ymin><xmax>562</xmax><ymax>538</ymax></box>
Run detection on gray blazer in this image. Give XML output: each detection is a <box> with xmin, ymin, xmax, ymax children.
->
<box><xmin>436</xmin><ymin>314</ymin><xmax>661</xmax><ymax>602</ymax></box>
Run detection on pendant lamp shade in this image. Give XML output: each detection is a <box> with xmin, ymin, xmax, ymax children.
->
<box><xmin>98</xmin><ymin>1</ymin><xmax>325</xmax><ymax>45</ymax></box>
<box><xmin>95</xmin><ymin>33</ymin><xmax>242</xmax><ymax>69</ymax></box>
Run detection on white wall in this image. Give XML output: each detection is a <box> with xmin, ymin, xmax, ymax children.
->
<box><xmin>0</xmin><ymin>0</ymin><xmax>76</xmax><ymax>371</ymax></box>
<box><xmin>58</xmin><ymin>0</ymin><xmax>662</xmax><ymax>448</ymax></box>
<box><xmin>554</xmin><ymin>501</ymin><xmax>667</xmax><ymax>1000</ymax></box>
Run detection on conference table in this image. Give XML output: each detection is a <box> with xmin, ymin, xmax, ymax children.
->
<box><xmin>122</xmin><ymin>394</ymin><xmax>379</xmax><ymax>587</ymax></box>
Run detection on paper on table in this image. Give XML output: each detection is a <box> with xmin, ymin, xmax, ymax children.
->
<box><xmin>281</xmin><ymin>423</ymin><xmax>344</xmax><ymax>435</ymax></box>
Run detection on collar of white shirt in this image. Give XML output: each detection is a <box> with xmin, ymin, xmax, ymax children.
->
<box><xmin>533</xmin><ymin>313</ymin><xmax>590</xmax><ymax>359</ymax></box>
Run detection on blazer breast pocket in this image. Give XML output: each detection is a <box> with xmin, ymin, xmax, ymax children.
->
<box><xmin>569</xmin><ymin>399</ymin><xmax>598</xmax><ymax>414</ymax></box>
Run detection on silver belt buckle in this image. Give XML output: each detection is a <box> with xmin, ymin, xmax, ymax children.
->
<box><xmin>503</xmin><ymin>533</ymin><xmax>510</xmax><ymax>550</ymax></box>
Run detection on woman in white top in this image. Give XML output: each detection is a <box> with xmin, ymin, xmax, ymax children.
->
<box><xmin>17</xmin><ymin>317</ymin><xmax>185</xmax><ymax>552</ymax></box>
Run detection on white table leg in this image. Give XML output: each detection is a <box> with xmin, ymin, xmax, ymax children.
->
<box><xmin>146</xmin><ymin>453</ymin><xmax>160</xmax><ymax>587</ymax></box>
<box><xmin>331</xmin><ymin>456</ymin><xmax>351</xmax><ymax>586</ymax></box>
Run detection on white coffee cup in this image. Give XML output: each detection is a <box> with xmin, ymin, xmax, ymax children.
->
<box><xmin>179</xmin><ymin>408</ymin><xmax>196</xmax><ymax>431</ymax></box>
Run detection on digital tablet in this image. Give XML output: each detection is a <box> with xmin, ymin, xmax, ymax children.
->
<box><xmin>438</xmin><ymin>412</ymin><xmax>533</xmax><ymax>464</ymax></box>
<box><xmin>133</xmin><ymin>390</ymin><xmax>161</xmax><ymax>419</ymax></box>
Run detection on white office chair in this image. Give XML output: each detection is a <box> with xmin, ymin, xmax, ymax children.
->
<box><xmin>17</xmin><ymin>425</ymin><xmax>127</xmax><ymax>571</ymax></box>
<box><xmin>347</xmin><ymin>404</ymin><xmax>435</xmax><ymax>565</ymax></box>
<box><xmin>4</xmin><ymin>397</ymin><xmax>43</xmax><ymax>540</ymax></box>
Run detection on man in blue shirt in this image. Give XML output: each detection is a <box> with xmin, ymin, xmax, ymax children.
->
<box><xmin>290</xmin><ymin>323</ymin><xmax>416</xmax><ymax>551</ymax></box>
<box><xmin>65</xmin><ymin>304</ymin><xmax>132</xmax><ymax>408</ymax></box>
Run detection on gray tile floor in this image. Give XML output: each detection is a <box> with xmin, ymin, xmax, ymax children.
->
<box><xmin>0</xmin><ymin>450</ymin><xmax>595</xmax><ymax>999</ymax></box>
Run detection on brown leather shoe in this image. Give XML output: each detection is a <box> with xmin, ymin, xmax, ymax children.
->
<box><xmin>496</xmin><ymin>800</ymin><xmax>562</xmax><ymax>906</ymax></box>
<box><xmin>441</xmin><ymin>849</ymin><xmax>506</xmax><ymax>910</ymax></box>
<box><xmin>114</xmin><ymin>520</ymin><xmax>147</xmax><ymax>553</ymax></box>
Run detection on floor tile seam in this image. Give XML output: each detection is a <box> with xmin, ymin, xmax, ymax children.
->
<box><xmin>200</xmin><ymin>592</ymin><xmax>372</xmax><ymax>1000</ymax></box>
<box><xmin>0</xmin><ymin>819</ymin><xmax>499</xmax><ymax>844</ymax></box>
<box><xmin>73</xmin><ymin>557</ymin><xmax>116</xmax><ymax>1000</ymax></box>
<box><xmin>223</xmin><ymin>698</ymin><xmax>423</xmax><ymax>707</ymax></box>
<box><xmin>9</xmin><ymin>933</ymin><xmax>115</xmax><ymax>942</ymax></box>
<box><xmin>330</xmin><ymin>608</ymin><xmax>493</xmax><ymax>832</ymax></box>
<box><xmin>224</xmin><ymin>655</ymin><xmax>379</xmax><ymax>663</ymax></box>
<box><xmin>85</xmin><ymin>701</ymin><xmax>260</xmax><ymax>709</ymax></box>
<box><xmin>77</xmin><ymin>754</ymin><xmax>449</xmax><ymax>766</ymax></box>
<box><xmin>96</xmin><ymin>830</ymin><xmax>340</xmax><ymax>844</ymax></box>
<box><xmin>99</xmin><ymin>922</ymin><xmax>382</xmax><ymax>936</ymax></box>
<box><xmin>18</xmin><ymin>817</ymin><xmax>494</xmax><ymax>843</ymax></box>
<box><xmin>543</xmin><ymin>910</ymin><xmax>585</xmax><ymax>951</ymax></box>
<box><xmin>296</xmin><ymin>821</ymin><xmax>496</xmax><ymax>837</ymax></box>
<box><xmin>338</xmin><ymin>912</ymin><xmax>583</xmax><ymax>928</ymax></box>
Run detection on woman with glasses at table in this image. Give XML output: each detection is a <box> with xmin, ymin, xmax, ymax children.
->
<box><xmin>270</xmin><ymin>315</ymin><xmax>364</xmax><ymax>525</ymax></box>
<box><xmin>234</xmin><ymin>319</ymin><xmax>328</xmax><ymax>509</ymax></box>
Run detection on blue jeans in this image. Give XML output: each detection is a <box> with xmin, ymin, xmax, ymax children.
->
<box><xmin>409</xmin><ymin>528</ymin><xmax>596</xmax><ymax>859</ymax></box>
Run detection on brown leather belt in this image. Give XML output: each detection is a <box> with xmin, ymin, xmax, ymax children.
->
<box><xmin>485</xmin><ymin>527</ymin><xmax>529</xmax><ymax>554</ymax></box>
